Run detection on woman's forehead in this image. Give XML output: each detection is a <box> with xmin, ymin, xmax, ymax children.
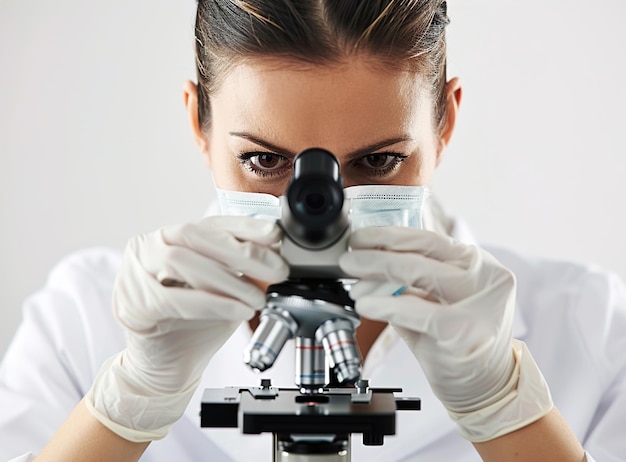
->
<box><xmin>210</xmin><ymin>57</ymin><xmax>436</xmax><ymax>150</ymax></box>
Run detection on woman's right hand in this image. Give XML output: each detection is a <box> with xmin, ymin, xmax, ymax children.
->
<box><xmin>84</xmin><ymin>215</ymin><xmax>289</xmax><ymax>443</ymax></box>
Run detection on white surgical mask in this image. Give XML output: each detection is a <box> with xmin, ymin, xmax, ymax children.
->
<box><xmin>344</xmin><ymin>185</ymin><xmax>430</xmax><ymax>230</ymax></box>
<box><xmin>216</xmin><ymin>189</ymin><xmax>281</xmax><ymax>221</ymax></box>
<box><xmin>216</xmin><ymin>185</ymin><xmax>430</xmax><ymax>230</ymax></box>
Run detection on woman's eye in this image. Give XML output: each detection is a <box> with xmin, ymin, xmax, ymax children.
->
<box><xmin>356</xmin><ymin>153</ymin><xmax>408</xmax><ymax>176</ymax></box>
<box><xmin>238</xmin><ymin>152</ymin><xmax>292</xmax><ymax>177</ymax></box>
<box><xmin>251</xmin><ymin>153</ymin><xmax>283</xmax><ymax>170</ymax></box>
<box><xmin>362</xmin><ymin>154</ymin><xmax>396</xmax><ymax>169</ymax></box>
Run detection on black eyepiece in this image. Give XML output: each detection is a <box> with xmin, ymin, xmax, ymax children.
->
<box><xmin>303</xmin><ymin>192</ymin><xmax>327</xmax><ymax>214</ymax></box>
<box><xmin>283</xmin><ymin>148</ymin><xmax>347</xmax><ymax>248</ymax></box>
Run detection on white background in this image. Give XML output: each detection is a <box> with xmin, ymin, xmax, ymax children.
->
<box><xmin>1</xmin><ymin>0</ymin><xmax>625</xmax><ymax>357</ymax></box>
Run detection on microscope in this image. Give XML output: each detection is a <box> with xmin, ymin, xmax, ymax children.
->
<box><xmin>200</xmin><ymin>148</ymin><xmax>420</xmax><ymax>461</ymax></box>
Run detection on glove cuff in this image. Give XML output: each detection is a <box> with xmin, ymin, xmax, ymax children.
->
<box><xmin>447</xmin><ymin>339</ymin><xmax>554</xmax><ymax>443</ymax></box>
<box><xmin>84</xmin><ymin>351</ymin><xmax>198</xmax><ymax>443</ymax></box>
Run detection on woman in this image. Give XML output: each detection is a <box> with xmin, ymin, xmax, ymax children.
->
<box><xmin>2</xmin><ymin>1</ymin><xmax>624</xmax><ymax>461</ymax></box>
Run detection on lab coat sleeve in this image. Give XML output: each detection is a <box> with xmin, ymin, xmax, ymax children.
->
<box><xmin>0</xmin><ymin>248</ymin><xmax>123</xmax><ymax>461</ymax></box>
<box><xmin>577</xmin><ymin>270</ymin><xmax>626</xmax><ymax>461</ymax></box>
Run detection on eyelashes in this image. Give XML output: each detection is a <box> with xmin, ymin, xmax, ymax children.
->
<box><xmin>237</xmin><ymin>152</ymin><xmax>291</xmax><ymax>177</ymax></box>
<box><xmin>360</xmin><ymin>153</ymin><xmax>409</xmax><ymax>177</ymax></box>
<box><xmin>237</xmin><ymin>151</ymin><xmax>408</xmax><ymax>179</ymax></box>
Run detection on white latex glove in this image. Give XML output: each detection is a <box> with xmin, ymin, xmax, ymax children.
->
<box><xmin>338</xmin><ymin>227</ymin><xmax>554</xmax><ymax>442</ymax></box>
<box><xmin>85</xmin><ymin>216</ymin><xmax>288</xmax><ymax>442</ymax></box>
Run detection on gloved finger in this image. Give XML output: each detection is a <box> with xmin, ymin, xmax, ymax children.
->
<box><xmin>348</xmin><ymin>226</ymin><xmax>474</xmax><ymax>267</ymax></box>
<box><xmin>135</xmin><ymin>238</ymin><xmax>276</xmax><ymax>304</ymax></box>
<box><xmin>354</xmin><ymin>293</ymin><xmax>496</xmax><ymax>350</ymax></box>
<box><xmin>202</xmin><ymin>215</ymin><xmax>284</xmax><ymax>245</ymax></box>
<box><xmin>339</xmin><ymin>249</ymin><xmax>477</xmax><ymax>302</ymax></box>
<box><xmin>115</xmin><ymin>270</ymin><xmax>259</xmax><ymax>333</ymax></box>
<box><xmin>156</xmin><ymin>253</ymin><xmax>266</xmax><ymax>306</ymax></box>
<box><xmin>353</xmin><ymin>293</ymin><xmax>442</xmax><ymax>334</ymax></box>
<box><xmin>137</xmin><ymin>226</ymin><xmax>289</xmax><ymax>283</ymax></box>
<box><xmin>161</xmin><ymin>224</ymin><xmax>288</xmax><ymax>281</ymax></box>
<box><xmin>163</xmin><ymin>216</ymin><xmax>283</xmax><ymax>251</ymax></box>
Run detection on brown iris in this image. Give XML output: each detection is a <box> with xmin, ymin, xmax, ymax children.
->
<box><xmin>364</xmin><ymin>154</ymin><xmax>390</xmax><ymax>168</ymax></box>
<box><xmin>256</xmin><ymin>153</ymin><xmax>281</xmax><ymax>169</ymax></box>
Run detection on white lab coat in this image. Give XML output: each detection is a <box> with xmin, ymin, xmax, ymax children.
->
<box><xmin>1</xmin><ymin>217</ymin><xmax>624</xmax><ymax>461</ymax></box>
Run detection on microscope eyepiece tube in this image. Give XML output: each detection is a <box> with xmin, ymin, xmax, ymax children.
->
<box><xmin>243</xmin><ymin>149</ymin><xmax>361</xmax><ymax>387</ymax></box>
<box><xmin>282</xmin><ymin>148</ymin><xmax>347</xmax><ymax>249</ymax></box>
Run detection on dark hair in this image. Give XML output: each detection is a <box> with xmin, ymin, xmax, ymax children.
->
<box><xmin>194</xmin><ymin>0</ymin><xmax>450</xmax><ymax>131</ymax></box>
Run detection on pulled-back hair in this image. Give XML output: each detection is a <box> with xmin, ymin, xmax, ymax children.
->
<box><xmin>194</xmin><ymin>0</ymin><xmax>450</xmax><ymax>131</ymax></box>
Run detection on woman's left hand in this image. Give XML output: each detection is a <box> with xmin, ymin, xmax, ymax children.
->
<box><xmin>338</xmin><ymin>226</ymin><xmax>553</xmax><ymax>442</ymax></box>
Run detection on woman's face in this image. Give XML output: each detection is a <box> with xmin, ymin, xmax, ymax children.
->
<box><xmin>191</xmin><ymin>57</ymin><xmax>459</xmax><ymax>197</ymax></box>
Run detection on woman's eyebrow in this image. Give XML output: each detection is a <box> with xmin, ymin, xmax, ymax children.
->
<box><xmin>345</xmin><ymin>136</ymin><xmax>413</xmax><ymax>160</ymax></box>
<box><xmin>229</xmin><ymin>132</ymin><xmax>295</xmax><ymax>157</ymax></box>
<box><xmin>229</xmin><ymin>131</ymin><xmax>412</xmax><ymax>158</ymax></box>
